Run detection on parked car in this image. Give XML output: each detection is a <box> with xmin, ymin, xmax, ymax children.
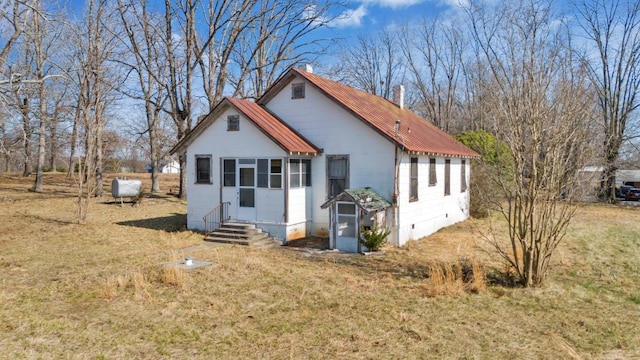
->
<box><xmin>625</xmin><ymin>188</ymin><xmax>640</xmax><ymax>201</ymax></box>
<box><xmin>617</xmin><ymin>185</ymin><xmax>634</xmax><ymax>198</ymax></box>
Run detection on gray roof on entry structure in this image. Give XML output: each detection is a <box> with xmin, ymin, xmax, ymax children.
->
<box><xmin>320</xmin><ymin>188</ymin><xmax>392</xmax><ymax>213</ymax></box>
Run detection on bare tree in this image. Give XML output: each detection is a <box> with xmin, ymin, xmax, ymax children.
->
<box><xmin>575</xmin><ymin>0</ymin><xmax>640</xmax><ymax>203</ymax></box>
<box><xmin>19</xmin><ymin>96</ymin><xmax>30</xmax><ymax>176</ymax></box>
<box><xmin>163</xmin><ymin>0</ymin><xmax>337</xmax><ymax>198</ymax></box>
<box><xmin>116</xmin><ymin>0</ymin><xmax>168</xmax><ymax>193</ymax></box>
<box><xmin>229</xmin><ymin>0</ymin><xmax>336</xmax><ymax>99</ymax></box>
<box><xmin>399</xmin><ymin>17</ymin><xmax>466</xmax><ymax>132</ymax></box>
<box><xmin>162</xmin><ymin>0</ymin><xmax>257</xmax><ymax>198</ymax></box>
<box><xmin>0</xmin><ymin>107</ymin><xmax>9</xmax><ymax>171</ymax></box>
<box><xmin>331</xmin><ymin>28</ymin><xmax>403</xmax><ymax>99</ymax></box>
<box><xmin>28</xmin><ymin>0</ymin><xmax>63</xmax><ymax>192</ymax></box>
<box><xmin>71</xmin><ymin>0</ymin><xmax>122</xmax><ymax>220</ymax></box>
<box><xmin>47</xmin><ymin>82</ymin><xmax>71</xmax><ymax>172</ymax></box>
<box><xmin>0</xmin><ymin>0</ymin><xmax>24</xmax><ymax>70</ymax></box>
<box><xmin>465</xmin><ymin>0</ymin><xmax>596</xmax><ymax>287</ymax></box>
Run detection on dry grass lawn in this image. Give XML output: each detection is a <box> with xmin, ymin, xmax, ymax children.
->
<box><xmin>1</xmin><ymin>173</ymin><xmax>639</xmax><ymax>359</ymax></box>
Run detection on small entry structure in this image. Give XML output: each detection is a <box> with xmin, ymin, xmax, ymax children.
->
<box><xmin>321</xmin><ymin>188</ymin><xmax>391</xmax><ymax>253</ymax></box>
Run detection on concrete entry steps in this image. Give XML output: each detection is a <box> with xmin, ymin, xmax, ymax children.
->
<box><xmin>204</xmin><ymin>221</ymin><xmax>282</xmax><ymax>249</ymax></box>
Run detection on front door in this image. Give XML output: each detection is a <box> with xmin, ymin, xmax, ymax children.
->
<box><xmin>237</xmin><ymin>160</ymin><xmax>256</xmax><ymax>221</ymax></box>
<box><xmin>335</xmin><ymin>202</ymin><xmax>359</xmax><ymax>252</ymax></box>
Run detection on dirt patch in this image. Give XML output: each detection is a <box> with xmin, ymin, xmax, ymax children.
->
<box><xmin>286</xmin><ymin>236</ymin><xmax>329</xmax><ymax>249</ymax></box>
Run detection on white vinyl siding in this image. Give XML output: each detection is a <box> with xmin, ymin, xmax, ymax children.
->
<box><xmin>397</xmin><ymin>156</ymin><xmax>470</xmax><ymax>246</ymax></box>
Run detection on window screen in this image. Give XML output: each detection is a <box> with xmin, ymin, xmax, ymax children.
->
<box><xmin>445</xmin><ymin>159</ymin><xmax>451</xmax><ymax>196</ymax></box>
<box><xmin>410</xmin><ymin>157</ymin><xmax>418</xmax><ymax>201</ymax></box>
<box><xmin>327</xmin><ymin>155</ymin><xmax>348</xmax><ymax>198</ymax></box>
<box><xmin>227</xmin><ymin>115</ymin><xmax>239</xmax><ymax>131</ymax></box>
<box><xmin>196</xmin><ymin>155</ymin><xmax>211</xmax><ymax>184</ymax></box>
<box><xmin>223</xmin><ymin>159</ymin><xmax>235</xmax><ymax>186</ymax></box>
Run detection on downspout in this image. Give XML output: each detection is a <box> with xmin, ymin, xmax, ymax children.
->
<box><xmin>392</xmin><ymin>146</ymin><xmax>401</xmax><ymax>246</ymax></box>
<box><xmin>219</xmin><ymin>157</ymin><xmax>223</xmax><ymax>216</ymax></box>
<box><xmin>357</xmin><ymin>208</ymin><xmax>363</xmax><ymax>253</ymax></box>
<box><xmin>283</xmin><ymin>156</ymin><xmax>289</xmax><ymax>243</ymax></box>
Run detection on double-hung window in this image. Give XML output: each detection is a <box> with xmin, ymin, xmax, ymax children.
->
<box><xmin>290</xmin><ymin>159</ymin><xmax>311</xmax><ymax>188</ymax></box>
<box><xmin>410</xmin><ymin>157</ymin><xmax>418</xmax><ymax>201</ymax></box>
<box><xmin>444</xmin><ymin>159</ymin><xmax>451</xmax><ymax>196</ymax></box>
<box><xmin>461</xmin><ymin>159</ymin><xmax>467</xmax><ymax>193</ymax></box>
<box><xmin>327</xmin><ymin>155</ymin><xmax>348</xmax><ymax>198</ymax></box>
<box><xmin>429</xmin><ymin>158</ymin><xmax>437</xmax><ymax>186</ymax></box>
<box><xmin>223</xmin><ymin>159</ymin><xmax>236</xmax><ymax>186</ymax></box>
<box><xmin>195</xmin><ymin>155</ymin><xmax>211</xmax><ymax>184</ymax></box>
<box><xmin>257</xmin><ymin>159</ymin><xmax>282</xmax><ymax>189</ymax></box>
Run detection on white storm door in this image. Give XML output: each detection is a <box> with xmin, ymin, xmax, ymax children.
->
<box><xmin>335</xmin><ymin>202</ymin><xmax>358</xmax><ymax>253</ymax></box>
<box><xmin>237</xmin><ymin>160</ymin><xmax>257</xmax><ymax>221</ymax></box>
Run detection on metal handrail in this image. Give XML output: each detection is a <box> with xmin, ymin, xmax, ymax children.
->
<box><xmin>202</xmin><ymin>202</ymin><xmax>230</xmax><ymax>235</ymax></box>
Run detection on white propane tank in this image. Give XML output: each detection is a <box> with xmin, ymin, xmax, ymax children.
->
<box><xmin>111</xmin><ymin>178</ymin><xmax>142</xmax><ymax>204</ymax></box>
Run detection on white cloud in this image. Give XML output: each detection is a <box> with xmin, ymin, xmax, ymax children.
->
<box><xmin>438</xmin><ymin>0</ymin><xmax>469</xmax><ymax>9</ymax></box>
<box><xmin>359</xmin><ymin>0</ymin><xmax>425</xmax><ymax>9</ymax></box>
<box><xmin>329</xmin><ymin>5</ymin><xmax>368</xmax><ymax>28</ymax></box>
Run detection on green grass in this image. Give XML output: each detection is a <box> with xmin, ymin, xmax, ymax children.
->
<box><xmin>1</xmin><ymin>173</ymin><xmax>639</xmax><ymax>358</ymax></box>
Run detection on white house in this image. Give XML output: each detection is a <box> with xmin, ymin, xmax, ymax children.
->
<box><xmin>171</xmin><ymin>66</ymin><xmax>479</xmax><ymax>252</ymax></box>
<box><xmin>145</xmin><ymin>159</ymin><xmax>180</xmax><ymax>174</ymax></box>
<box><xmin>160</xmin><ymin>159</ymin><xmax>180</xmax><ymax>174</ymax></box>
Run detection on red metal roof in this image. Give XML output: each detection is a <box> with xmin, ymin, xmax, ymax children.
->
<box><xmin>226</xmin><ymin>98</ymin><xmax>320</xmax><ymax>155</ymax></box>
<box><xmin>284</xmin><ymin>68</ymin><xmax>479</xmax><ymax>158</ymax></box>
<box><xmin>170</xmin><ymin>97</ymin><xmax>320</xmax><ymax>155</ymax></box>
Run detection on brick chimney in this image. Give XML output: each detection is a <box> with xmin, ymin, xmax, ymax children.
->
<box><xmin>392</xmin><ymin>85</ymin><xmax>404</xmax><ymax>109</ymax></box>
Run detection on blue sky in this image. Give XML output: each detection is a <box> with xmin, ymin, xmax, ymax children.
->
<box><xmin>321</xmin><ymin>0</ymin><xmax>458</xmax><ymax>39</ymax></box>
<box><xmin>64</xmin><ymin>0</ymin><xmax>460</xmax><ymax>41</ymax></box>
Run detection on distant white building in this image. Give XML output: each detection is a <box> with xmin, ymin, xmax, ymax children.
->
<box><xmin>579</xmin><ymin>166</ymin><xmax>640</xmax><ymax>190</ymax></box>
<box><xmin>145</xmin><ymin>159</ymin><xmax>181</xmax><ymax>174</ymax></box>
<box><xmin>160</xmin><ymin>159</ymin><xmax>180</xmax><ymax>174</ymax></box>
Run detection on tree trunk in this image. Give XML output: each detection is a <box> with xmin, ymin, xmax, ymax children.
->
<box><xmin>21</xmin><ymin>98</ymin><xmax>31</xmax><ymax>177</ymax></box>
<box><xmin>32</xmin><ymin>6</ymin><xmax>48</xmax><ymax>193</ymax></box>
<box><xmin>32</xmin><ymin>84</ymin><xmax>47</xmax><ymax>192</ymax></box>
<box><xmin>1</xmin><ymin>119</ymin><xmax>9</xmax><ymax>172</ymax></box>
<box><xmin>600</xmin><ymin>137</ymin><xmax>622</xmax><ymax>203</ymax></box>
<box><xmin>94</xmin><ymin>118</ymin><xmax>104</xmax><ymax>197</ymax></box>
<box><xmin>149</xmin><ymin>108</ymin><xmax>161</xmax><ymax>193</ymax></box>
<box><xmin>67</xmin><ymin>103</ymin><xmax>80</xmax><ymax>178</ymax></box>
<box><xmin>49</xmin><ymin>122</ymin><xmax>57</xmax><ymax>172</ymax></box>
<box><xmin>178</xmin><ymin>154</ymin><xmax>186</xmax><ymax>199</ymax></box>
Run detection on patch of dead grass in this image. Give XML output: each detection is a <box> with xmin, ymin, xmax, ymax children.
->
<box><xmin>1</xmin><ymin>172</ymin><xmax>640</xmax><ymax>358</ymax></box>
<box><xmin>421</xmin><ymin>258</ymin><xmax>487</xmax><ymax>297</ymax></box>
